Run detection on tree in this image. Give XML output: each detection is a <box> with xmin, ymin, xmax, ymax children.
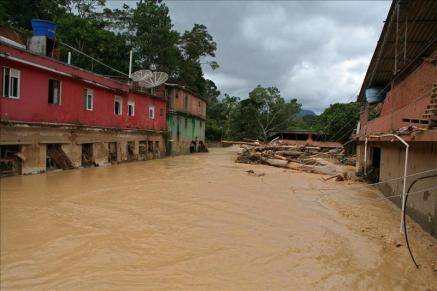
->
<box><xmin>131</xmin><ymin>0</ymin><xmax>181</xmax><ymax>74</ymax></box>
<box><xmin>206</xmin><ymin>94</ymin><xmax>239</xmax><ymax>141</ymax></box>
<box><xmin>233</xmin><ymin>85</ymin><xmax>301</xmax><ymax>141</ymax></box>
<box><xmin>56</xmin><ymin>13</ymin><xmax>130</xmax><ymax>75</ymax></box>
<box><xmin>178</xmin><ymin>23</ymin><xmax>219</xmax><ymax>96</ymax></box>
<box><xmin>1</xmin><ymin>0</ymin><xmax>67</xmax><ymax>29</ymax></box>
<box><xmin>316</xmin><ymin>102</ymin><xmax>359</xmax><ymax>142</ymax></box>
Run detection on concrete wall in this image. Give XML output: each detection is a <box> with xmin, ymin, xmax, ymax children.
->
<box><xmin>0</xmin><ymin>124</ymin><xmax>166</xmax><ymax>175</ymax></box>
<box><xmin>166</xmin><ymin>113</ymin><xmax>205</xmax><ymax>155</ymax></box>
<box><xmin>357</xmin><ymin>140</ymin><xmax>437</xmax><ymax>237</ymax></box>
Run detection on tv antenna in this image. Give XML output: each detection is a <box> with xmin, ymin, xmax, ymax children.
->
<box><xmin>137</xmin><ymin>71</ymin><xmax>169</xmax><ymax>88</ymax></box>
<box><xmin>130</xmin><ymin>69</ymin><xmax>153</xmax><ymax>82</ymax></box>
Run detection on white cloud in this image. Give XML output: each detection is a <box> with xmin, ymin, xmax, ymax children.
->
<box><xmin>166</xmin><ymin>1</ymin><xmax>390</xmax><ymax>112</ymax></box>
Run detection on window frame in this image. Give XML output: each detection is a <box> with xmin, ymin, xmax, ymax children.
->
<box><xmin>148</xmin><ymin>105</ymin><xmax>155</xmax><ymax>119</ymax></box>
<box><xmin>48</xmin><ymin>78</ymin><xmax>62</xmax><ymax>105</ymax></box>
<box><xmin>114</xmin><ymin>95</ymin><xmax>122</xmax><ymax>116</ymax></box>
<box><xmin>2</xmin><ymin>67</ymin><xmax>20</xmax><ymax>99</ymax></box>
<box><xmin>85</xmin><ymin>88</ymin><xmax>94</xmax><ymax>111</ymax></box>
<box><xmin>128</xmin><ymin>101</ymin><xmax>135</xmax><ymax>117</ymax></box>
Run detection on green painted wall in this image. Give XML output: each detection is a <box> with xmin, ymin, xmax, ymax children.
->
<box><xmin>166</xmin><ymin>112</ymin><xmax>205</xmax><ymax>155</ymax></box>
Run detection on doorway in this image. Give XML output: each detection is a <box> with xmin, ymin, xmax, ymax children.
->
<box><xmin>81</xmin><ymin>143</ymin><xmax>93</xmax><ymax>167</ymax></box>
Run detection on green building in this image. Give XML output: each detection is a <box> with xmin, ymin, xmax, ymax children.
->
<box><xmin>165</xmin><ymin>84</ymin><xmax>207</xmax><ymax>155</ymax></box>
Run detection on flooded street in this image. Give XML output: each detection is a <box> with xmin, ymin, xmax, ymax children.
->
<box><xmin>1</xmin><ymin>147</ymin><xmax>436</xmax><ymax>290</ymax></box>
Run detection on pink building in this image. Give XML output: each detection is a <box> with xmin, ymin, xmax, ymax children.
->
<box><xmin>1</xmin><ymin>40</ymin><xmax>167</xmax><ymax>175</ymax></box>
<box><xmin>355</xmin><ymin>0</ymin><xmax>437</xmax><ymax>236</ymax></box>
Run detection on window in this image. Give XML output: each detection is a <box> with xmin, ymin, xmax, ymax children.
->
<box><xmin>148</xmin><ymin>105</ymin><xmax>155</xmax><ymax>119</ymax></box>
<box><xmin>114</xmin><ymin>96</ymin><xmax>122</xmax><ymax>115</ymax></box>
<box><xmin>160</xmin><ymin>108</ymin><xmax>164</xmax><ymax>116</ymax></box>
<box><xmin>84</xmin><ymin>88</ymin><xmax>93</xmax><ymax>111</ymax></box>
<box><xmin>200</xmin><ymin>121</ymin><xmax>203</xmax><ymax>128</ymax></box>
<box><xmin>198</xmin><ymin>101</ymin><xmax>201</xmax><ymax>107</ymax></box>
<box><xmin>2</xmin><ymin>67</ymin><xmax>20</xmax><ymax>98</ymax></box>
<box><xmin>184</xmin><ymin>95</ymin><xmax>188</xmax><ymax>111</ymax></box>
<box><xmin>48</xmin><ymin>79</ymin><xmax>61</xmax><ymax>105</ymax></box>
<box><xmin>128</xmin><ymin>101</ymin><xmax>135</xmax><ymax>116</ymax></box>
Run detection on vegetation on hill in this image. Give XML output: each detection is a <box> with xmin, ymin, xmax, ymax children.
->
<box><xmin>0</xmin><ymin>0</ymin><xmax>220</xmax><ymax>101</ymax></box>
<box><xmin>1</xmin><ymin>0</ymin><xmax>359</xmax><ymax>142</ymax></box>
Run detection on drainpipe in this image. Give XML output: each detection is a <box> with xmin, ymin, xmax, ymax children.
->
<box><xmin>364</xmin><ymin>137</ymin><xmax>368</xmax><ymax>176</ymax></box>
<box><xmin>378</xmin><ymin>133</ymin><xmax>409</xmax><ymax>233</ymax></box>
<box><xmin>128</xmin><ymin>50</ymin><xmax>133</xmax><ymax>78</ymax></box>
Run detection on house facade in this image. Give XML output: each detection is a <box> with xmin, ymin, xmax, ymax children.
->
<box><xmin>165</xmin><ymin>84</ymin><xmax>207</xmax><ymax>155</ymax></box>
<box><xmin>355</xmin><ymin>0</ymin><xmax>437</xmax><ymax>236</ymax></box>
<box><xmin>0</xmin><ymin>41</ymin><xmax>167</xmax><ymax>175</ymax></box>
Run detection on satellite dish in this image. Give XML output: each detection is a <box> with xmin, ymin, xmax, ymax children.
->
<box><xmin>131</xmin><ymin>69</ymin><xmax>153</xmax><ymax>82</ymax></box>
<box><xmin>138</xmin><ymin>71</ymin><xmax>169</xmax><ymax>88</ymax></box>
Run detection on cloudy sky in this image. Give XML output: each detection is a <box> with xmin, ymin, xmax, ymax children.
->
<box><xmin>112</xmin><ymin>1</ymin><xmax>391</xmax><ymax>113</ymax></box>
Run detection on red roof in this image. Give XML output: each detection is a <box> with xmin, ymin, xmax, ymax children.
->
<box><xmin>0</xmin><ymin>42</ymin><xmax>129</xmax><ymax>93</ymax></box>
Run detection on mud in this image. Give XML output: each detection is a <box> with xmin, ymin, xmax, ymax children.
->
<box><xmin>1</xmin><ymin>146</ymin><xmax>436</xmax><ymax>289</ymax></box>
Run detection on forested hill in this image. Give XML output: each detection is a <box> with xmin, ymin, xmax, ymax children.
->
<box><xmin>0</xmin><ymin>0</ymin><xmax>221</xmax><ymax>102</ymax></box>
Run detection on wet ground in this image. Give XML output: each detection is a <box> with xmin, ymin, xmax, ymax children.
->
<box><xmin>1</xmin><ymin>146</ymin><xmax>436</xmax><ymax>290</ymax></box>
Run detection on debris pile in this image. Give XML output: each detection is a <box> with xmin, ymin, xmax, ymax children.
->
<box><xmin>231</xmin><ymin>140</ymin><xmax>354</xmax><ymax>177</ymax></box>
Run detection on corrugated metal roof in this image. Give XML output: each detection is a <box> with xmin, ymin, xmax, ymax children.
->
<box><xmin>358</xmin><ymin>0</ymin><xmax>437</xmax><ymax>102</ymax></box>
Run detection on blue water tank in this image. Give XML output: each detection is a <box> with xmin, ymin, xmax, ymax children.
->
<box><xmin>31</xmin><ymin>19</ymin><xmax>57</xmax><ymax>39</ymax></box>
<box><xmin>365</xmin><ymin>88</ymin><xmax>386</xmax><ymax>104</ymax></box>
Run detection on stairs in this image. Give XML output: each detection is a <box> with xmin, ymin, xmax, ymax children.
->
<box><xmin>48</xmin><ymin>145</ymin><xmax>74</xmax><ymax>170</ymax></box>
<box><xmin>422</xmin><ymin>83</ymin><xmax>437</xmax><ymax>126</ymax></box>
<box><xmin>403</xmin><ymin>83</ymin><xmax>437</xmax><ymax>127</ymax></box>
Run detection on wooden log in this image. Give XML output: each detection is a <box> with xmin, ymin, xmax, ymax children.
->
<box><xmin>273</xmin><ymin>154</ymin><xmax>288</xmax><ymax>161</ymax></box>
<box><xmin>260</xmin><ymin>157</ymin><xmax>289</xmax><ymax>167</ymax></box>
<box><xmin>222</xmin><ymin>140</ymin><xmax>262</xmax><ymax>146</ymax></box>
<box><xmin>275</xmin><ymin>150</ymin><xmax>303</xmax><ymax>157</ymax></box>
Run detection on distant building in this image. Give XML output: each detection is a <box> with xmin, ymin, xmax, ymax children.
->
<box><xmin>355</xmin><ymin>0</ymin><xmax>437</xmax><ymax>236</ymax></box>
<box><xmin>165</xmin><ymin>83</ymin><xmax>207</xmax><ymax>155</ymax></box>
<box><xmin>0</xmin><ymin>34</ymin><xmax>167</xmax><ymax>175</ymax></box>
<box><xmin>270</xmin><ymin>130</ymin><xmax>342</xmax><ymax>149</ymax></box>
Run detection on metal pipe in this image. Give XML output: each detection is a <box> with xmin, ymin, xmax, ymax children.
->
<box><xmin>377</xmin><ymin>133</ymin><xmax>409</xmax><ymax>233</ymax></box>
<box><xmin>67</xmin><ymin>51</ymin><xmax>71</xmax><ymax>65</ymax></box>
<box><xmin>404</xmin><ymin>16</ymin><xmax>407</xmax><ymax>64</ymax></box>
<box><xmin>364</xmin><ymin>137</ymin><xmax>368</xmax><ymax>176</ymax></box>
<box><xmin>394</xmin><ymin>1</ymin><xmax>399</xmax><ymax>74</ymax></box>
<box><xmin>129</xmin><ymin>50</ymin><xmax>133</xmax><ymax>78</ymax></box>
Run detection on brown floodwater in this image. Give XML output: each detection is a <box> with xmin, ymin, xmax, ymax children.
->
<box><xmin>1</xmin><ymin>147</ymin><xmax>436</xmax><ymax>290</ymax></box>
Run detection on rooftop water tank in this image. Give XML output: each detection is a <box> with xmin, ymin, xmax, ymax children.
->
<box><xmin>31</xmin><ymin>19</ymin><xmax>56</xmax><ymax>39</ymax></box>
<box><xmin>365</xmin><ymin>88</ymin><xmax>386</xmax><ymax>104</ymax></box>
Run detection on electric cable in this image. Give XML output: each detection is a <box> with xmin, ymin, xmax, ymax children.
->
<box><xmin>402</xmin><ymin>174</ymin><xmax>437</xmax><ymax>269</ymax></box>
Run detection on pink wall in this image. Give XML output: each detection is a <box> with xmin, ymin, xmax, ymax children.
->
<box><xmin>1</xmin><ymin>54</ymin><xmax>166</xmax><ymax>131</ymax></box>
<box><xmin>169</xmin><ymin>87</ymin><xmax>206</xmax><ymax>118</ymax></box>
<box><xmin>359</xmin><ymin>55</ymin><xmax>437</xmax><ymax>136</ymax></box>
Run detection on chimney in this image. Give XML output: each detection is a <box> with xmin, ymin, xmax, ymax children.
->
<box><xmin>27</xmin><ymin>19</ymin><xmax>57</xmax><ymax>57</ymax></box>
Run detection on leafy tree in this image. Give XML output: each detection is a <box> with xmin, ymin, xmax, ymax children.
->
<box><xmin>63</xmin><ymin>0</ymin><xmax>105</xmax><ymax>18</ymax></box>
<box><xmin>56</xmin><ymin>13</ymin><xmax>130</xmax><ymax>75</ymax></box>
<box><xmin>316</xmin><ymin>102</ymin><xmax>359</xmax><ymax>142</ymax></box>
<box><xmin>178</xmin><ymin>24</ymin><xmax>219</xmax><ymax>96</ymax></box>
<box><xmin>1</xmin><ymin>0</ymin><xmax>67</xmax><ymax>29</ymax></box>
<box><xmin>131</xmin><ymin>0</ymin><xmax>181</xmax><ymax>74</ymax></box>
<box><xmin>206</xmin><ymin>94</ymin><xmax>239</xmax><ymax>141</ymax></box>
<box><xmin>233</xmin><ymin>85</ymin><xmax>301</xmax><ymax>141</ymax></box>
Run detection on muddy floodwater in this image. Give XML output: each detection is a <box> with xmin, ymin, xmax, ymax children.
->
<box><xmin>1</xmin><ymin>147</ymin><xmax>436</xmax><ymax>289</ymax></box>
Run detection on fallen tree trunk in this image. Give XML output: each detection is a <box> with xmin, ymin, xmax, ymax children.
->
<box><xmin>222</xmin><ymin>140</ymin><xmax>262</xmax><ymax>146</ymax></box>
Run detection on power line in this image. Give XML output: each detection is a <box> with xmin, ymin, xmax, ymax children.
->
<box><xmin>59</xmin><ymin>41</ymin><xmax>129</xmax><ymax>77</ymax></box>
